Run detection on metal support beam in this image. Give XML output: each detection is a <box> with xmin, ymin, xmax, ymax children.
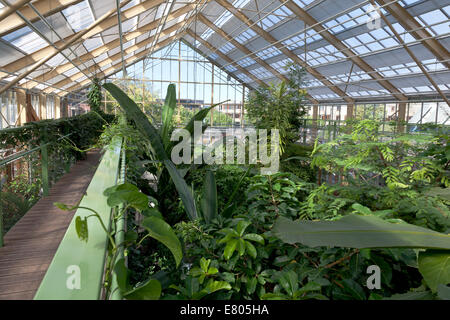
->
<box><xmin>285</xmin><ymin>1</ymin><xmax>407</xmax><ymax>102</ymax></box>
<box><xmin>116</xmin><ymin>0</ymin><xmax>127</xmax><ymax>77</ymax></box>
<box><xmin>45</xmin><ymin>23</ymin><xmax>185</xmax><ymax>93</ymax></box>
<box><xmin>0</xmin><ymin>0</ymin><xmax>82</xmax><ymax>37</ymax></box>
<box><xmin>1</xmin><ymin>0</ymin><xmax>164</xmax><ymax>75</ymax></box>
<box><xmin>373</xmin><ymin>0</ymin><xmax>449</xmax><ymax>106</ymax></box>
<box><xmin>55</xmin><ymin>34</ymin><xmax>182</xmax><ymax>94</ymax></box>
<box><xmin>186</xmin><ymin>29</ymin><xmax>265</xmax><ymax>87</ymax></box>
<box><xmin>21</xmin><ymin>3</ymin><xmax>195</xmax><ymax>89</ymax></box>
<box><xmin>0</xmin><ymin>0</ymin><xmax>33</xmax><ymax>24</ymax></box>
<box><xmin>215</xmin><ymin>0</ymin><xmax>353</xmax><ymax>104</ymax></box>
<box><xmin>376</xmin><ymin>0</ymin><xmax>450</xmax><ymax>69</ymax></box>
<box><xmin>197</xmin><ymin>13</ymin><xmax>287</xmax><ymax>83</ymax></box>
<box><xmin>0</xmin><ymin>0</ymin><xmax>133</xmax><ymax>95</ymax></box>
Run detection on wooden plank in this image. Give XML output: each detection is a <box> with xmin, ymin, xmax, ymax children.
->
<box><xmin>0</xmin><ymin>150</ymin><xmax>102</xmax><ymax>300</ymax></box>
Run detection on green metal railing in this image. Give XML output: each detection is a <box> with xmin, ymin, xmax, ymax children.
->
<box><xmin>298</xmin><ymin>118</ymin><xmax>450</xmax><ymax>144</ymax></box>
<box><xmin>34</xmin><ymin>136</ymin><xmax>124</xmax><ymax>300</ymax></box>
<box><xmin>109</xmin><ymin>143</ymin><xmax>126</xmax><ymax>300</ymax></box>
<box><xmin>0</xmin><ymin>133</ymin><xmax>73</xmax><ymax>247</ymax></box>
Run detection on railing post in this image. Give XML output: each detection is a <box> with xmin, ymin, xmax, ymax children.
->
<box><xmin>0</xmin><ymin>190</ymin><xmax>3</xmax><ymax>247</ymax></box>
<box><xmin>41</xmin><ymin>143</ymin><xmax>49</xmax><ymax>197</ymax></box>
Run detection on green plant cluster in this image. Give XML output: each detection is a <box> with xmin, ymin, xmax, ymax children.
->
<box><xmin>245</xmin><ymin>65</ymin><xmax>309</xmax><ymax>152</ymax></box>
<box><xmin>74</xmin><ymin>84</ymin><xmax>449</xmax><ymax>301</ymax></box>
<box><xmin>124</xmin><ymin>120</ymin><xmax>449</xmax><ymax>300</ymax></box>
<box><xmin>1</xmin><ymin>111</ymin><xmax>116</xmax><ymax>234</ymax></box>
<box><xmin>87</xmin><ymin>78</ymin><xmax>103</xmax><ymax>113</ymax></box>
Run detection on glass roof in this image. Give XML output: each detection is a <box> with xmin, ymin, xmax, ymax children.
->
<box><xmin>0</xmin><ymin>0</ymin><xmax>447</xmax><ymax>104</ymax></box>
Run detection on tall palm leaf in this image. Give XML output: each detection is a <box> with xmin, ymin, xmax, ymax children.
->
<box><xmin>103</xmin><ymin>83</ymin><xmax>197</xmax><ymax>221</ymax></box>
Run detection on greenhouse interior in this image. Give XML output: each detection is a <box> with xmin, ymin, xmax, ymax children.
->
<box><xmin>0</xmin><ymin>0</ymin><xmax>449</xmax><ymax>303</ymax></box>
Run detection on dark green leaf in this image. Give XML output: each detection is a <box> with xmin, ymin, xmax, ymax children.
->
<box><xmin>200</xmin><ymin>170</ymin><xmax>218</xmax><ymax>224</ymax></box>
<box><xmin>142</xmin><ymin>216</ymin><xmax>183</xmax><ymax>267</ymax></box>
<box><xmin>418</xmin><ymin>249</ymin><xmax>450</xmax><ymax>292</ymax></box>
<box><xmin>124</xmin><ymin>279</ymin><xmax>162</xmax><ymax>300</ymax></box>
<box><xmin>75</xmin><ymin>216</ymin><xmax>88</xmax><ymax>242</ymax></box>
<box><xmin>273</xmin><ymin>215</ymin><xmax>450</xmax><ymax>249</ymax></box>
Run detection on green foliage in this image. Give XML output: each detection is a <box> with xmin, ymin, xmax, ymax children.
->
<box><xmin>218</xmin><ymin>220</ymin><xmax>264</xmax><ymax>260</ymax></box>
<box><xmin>97</xmin><ymin>97</ymin><xmax>449</xmax><ymax>300</ymax></box>
<box><xmin>103</xmin><ymin>82</ymin><xmax>198</xmax><ymax>221</ymax></box>
<box><xmin>418</xmin><ymin>250</ymin><xmax>450</xmax><ymax>292</ymax></box>
<box><xmin>200</xmin><ymin>170</ymin><xmax>218</xmax><ymax>224</ymax></box>
<box><xmin>245</xmin><ymin>65</ymin><xmax>308</xmax><ymax>151</ymax></box>
<box><xmin>280</xmin><ymin>143</ymin><xmax>316</xmax><ymax>182</ymax></box>
<box><xmin>56</xmin><ymin>180</ymin><xmax>182</xmax><ymax>299</ymax></box>
<box><xmin>87</xmin><ymin>78</ymin><xmax>103</xmax><ymax>113</ymax></box>
<box><xmin>272</xmin><ymin>215</ymin><xmax>450</xmax><ymax>249</ymax></box>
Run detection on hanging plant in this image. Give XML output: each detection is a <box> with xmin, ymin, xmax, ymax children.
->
<box><xmin>88</xmin><ymin>78</ymin><xmax>103</xmax><ymax>113</ymax></box>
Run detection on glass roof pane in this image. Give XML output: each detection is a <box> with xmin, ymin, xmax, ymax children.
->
<box><xmin>2</xmin><ymin>26</ymin><xmax>48</xmax><ymax>54</ymax></box>
<box><xmin>62</xmin><ymin>0</ymin><xmax>94</xmax><ymax>32</ymax></box>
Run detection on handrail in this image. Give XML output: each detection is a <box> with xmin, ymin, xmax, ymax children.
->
<box><xmin>109</xmin><ymin>142</ymin><xmax>126</xmax><ymax>300</ymax></box>
<box><xmin>0</xmin><ymin>133</ymin><xmax>73</xmax><ymax>247</ymax></box>
<box><xmin>0</xmin><ymin>133</ymin><xmax>72</xmax><ymax>167</ymax></box>
<box><xmin>34</xmin><ymin>136</ymin><xmax>123</xmax><ymax>300</ymax></box>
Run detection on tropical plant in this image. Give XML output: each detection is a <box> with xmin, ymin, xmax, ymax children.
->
<box><xmin>103</xmin><ymin>82</ymin><xmax>229</xmax><ymax>222</ymax></box>
<box><xmin>87</xmin><ymin>78</ymin><xmax>103</xmax><ymax>113</ymax></box>
<box><xmin>245</xmin><ymin>64</ymin><xmax>308</xmax><ymax>152</ymax></box>
<box><xmin>55</xmin><ymin>181</ymin><xmax>182</xmax><ymax>299</ymax></box>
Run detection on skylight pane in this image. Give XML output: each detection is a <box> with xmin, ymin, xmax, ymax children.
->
<box><xmin>62</xmin><ymin>0</ymin><xmax>94</xmax><ymax>32</ymax></box>
<box><xmin>3</xmin><ymin>27</ymin><xmax>48</xmax><ymax>54</ymax></box>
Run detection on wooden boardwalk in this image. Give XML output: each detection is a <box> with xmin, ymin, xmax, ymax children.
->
<box><xmin>0</xmin><ymin>150</ymin><xmax>102</xmax><ymax>300</ymax></box>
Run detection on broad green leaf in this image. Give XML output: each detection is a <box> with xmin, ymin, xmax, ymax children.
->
<box><xmin>384</xmin><ymin>291</ymin><xmax>435</xmax><ymax>300</ymax></box>
<box><xmin>237</xmin><ymin>238</ymin><xmax>246</xmax><ymax>256</ymax></box>
<box><xmin>208</xmin><ymin>267</ymin><xmax>218</xmax><ymax>275</ymax></box>
<box><xmin>75</xmin><ymin>216</ymin><xmax>88</xmax><ymax>242</ymax></box>
<box><xmin>200</xmin><ymin>170</ymin><xmax>218</xmax><ymax>224</ymax></box>
<box><xmin>160</xmin><ymin>84</ymin><xmax>177</xmax><ymax>149</ymax></box>
<box><xmin>245</xmin><ymin>241</ymin><xmax>257</xmax><ymax>259</ymax></box>
<box><xmin>246</xmin><ymin>277</ymin><xmax>258</xmax><ymax>295</ymax></box>
<box><xmin>224</xmin><ymin>239</ymin><xmax>238</xmax><ymax>260</ymax></box>
<box><xmin>261</xmin><ymin>293</ymin><xmax>289</xmax><ymax>300</ymax></box>
<box><xmin>142</xmin><ymin>208</ymin><xmax>163</xmax><ymax>219</ymax></box>
<box><xmin>189</xmin><ymin>267</ymin><xmax>203</xmax><ymax>278</ymax></box>
<box><xmin>341</xmin><ymin>279</ymin><xmax>366</xmax><ymax>300</ymax></box>
<box><xmin>243</xmin><ymin>233</ymin><xmax>265</xmax><ymax>245</ymax></box>
<box><xmin>279</xmin><ymin>270</ymin><xmax>298</xmax><ymax>296</ymax></box>
<box><xmin>54</xmin><ymin>202</ymin><xmax>75</xmax><ymax>211</ymax></box>
<box><xmin>113</xmin><ymin>258</ymin><xmax>129</xmax><ymax>292</ymax></box>
<box><xmin>164</xmin><ymin>160</ymin><xmax>197</xmax><ymax>221</ymax></box>
<box><xmin>124</xmin><ymin>279</ymin><xmax>162</xmax><ymax>300</ymax></box>
<box><xmin>237</xmin><ymin>220</ymin><xmax>251</xmax><ymax>237</ymax></box>
<box><xmin>202</xmin><ymin>280</ymin><xmax>232</xmax><ymax>294</ymax></box>
<box><xmin>142</xmin><ymin>216</ymin><xmax>182</xmax><ymax>267</ymax></box>
<box><xmin>199</xmin><ymin>257</ymin><xmax>210</xmax><ymax>273</ymax></box>
<box><xmin>273</xmin><ymin>215</ymin><xmax>450</xmax><ymax>249</ymax></box>
<box><xmin>296</xmin><ymin>281</ymin><xmax>321</xmax><ymax>295</ymax></box>
<box><xmin>418</xmin><ymin>249</ymin><xmax>450</xmax><ymax>292</ymax></box>
<box><xmin>218</xmin><ymin>232</ymin><xmax>236</xmax><ymax>244</ymax></box>
<box><xmin>103</xmin><ymin>83</ymin><xmax>198</xmax><ymax>221</ymax></box>
<box><xmin>104</xmin><ymin>183</ymin><xmax>148</xmax><ymax>211</ymax></box>
<box><xmin>351</xmin><ymin>203</ymin><xmax>372</xmax><ymax>215</ymax></box>
<box><xmin>103</xmin><ymin>83</ymin><xmax>167</xmax><ymax>161</ymax></box>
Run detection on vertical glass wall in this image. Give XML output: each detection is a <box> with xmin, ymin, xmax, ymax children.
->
<box><xmin>46</xmin><ymin>95</ymin><xmax>55</xmax><ymax>120</ymax></box>
<box><xmin>304</xmin><ymin>101</ymin><xmax>449</xmax><ymax>143</ymax></box>
<box><xmin>31</xmin><ymin>94</ymin><xmax>40</xmax><ymax>118</ymax></box>
<box><xmin>103</xmin><ymin>40</ymin><xmax>246</xmax><ymax>126</ymax></box>
<box><xmin>0</xmin><ymin>90</ymin><xmax>17</xmax><ymax>129</ymax></box>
